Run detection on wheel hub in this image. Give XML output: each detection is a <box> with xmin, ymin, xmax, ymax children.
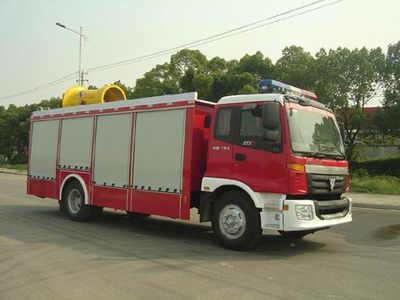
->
<box><xmin>68</xmin><ymin>188</ymin><xmax>82</xmax><ymax>214</ymax></box>
<box><xmin>219</xmin><ymin>204</ymin><xmax>246</xmax><ymax>239</ymax></box>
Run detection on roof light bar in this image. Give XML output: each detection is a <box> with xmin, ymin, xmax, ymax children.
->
<box><xmin>258</xmin><ymin>79</ymin><xmax>317</xmax><ymax>100</ymax></box>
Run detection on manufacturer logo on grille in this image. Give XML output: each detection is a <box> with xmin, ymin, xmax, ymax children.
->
<box><xmin>329</xmin><ymin>178</ymin><xmax>336</xmax><ymax>191</ymax></box>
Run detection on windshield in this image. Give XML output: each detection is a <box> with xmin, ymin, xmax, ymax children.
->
<box><xmin>285</xmin><ymin>102</ymin><xmax>345</xmax><ymax>158</ymax></box>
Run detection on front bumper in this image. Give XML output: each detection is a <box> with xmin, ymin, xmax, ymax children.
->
<box><xmin>260</xmin><ymin>196</ymin><xmax>352</xmax><ymax>231</ymax></box>
<box><xmin>282</xmin><ymin>197</ymin><xmax>352</xmax><ymax>231</ymax></box>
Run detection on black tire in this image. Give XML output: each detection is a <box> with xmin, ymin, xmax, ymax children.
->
<box><xmin>63</xmin><ymin>180</ymin><xmax>94</xmax><ymax>221</ymax></box>
<box><xmin>58</xmin><ymin>199</ymin><xmax>66</xmax><ymax>214</ymax></box>
<box><xmin>278</xmin><ymin>230</ymin><xmax>313</xmax><ymax>239</ymax></box>
<box><xmin>91</xmin><ymin>206</ymin><xmax>103</xmax><ymax>219</ymax></box>
<box><xmin>212</xmin><ymin>191</ymin><xmax>262</xmax><ymax>251</ymax></box>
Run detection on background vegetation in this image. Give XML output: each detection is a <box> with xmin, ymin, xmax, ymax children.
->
<box><xmin>349</xmin><ymin>157</ymin><xmax>400</xmax><ymax>194</ymax></box>
<box><xmin>1</xmin><ymin>42</ymin><xmax>399</xmax><ymax>167</ymax></box>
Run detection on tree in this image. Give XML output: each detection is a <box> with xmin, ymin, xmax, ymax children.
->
<box><xmin>2</xmin><ymin>43</ymin><xmax>398</xmax><ymax>165</ymax></box>
<box><xmin>374</xmin><ymin>41</ymin><xmax>400</xmax><ymax>137</ymax></box>
<box><xmin>235</xmin><ymin>51</ymin><xmax>273</xmax><ymax>81</ymax></box>
<box><xmin>313</xmin><ymin>47</ymin><xmax>385</xmax><ymax>160</ymax></box>
<box><xmin>0</xmin><ymin>98</ymin><xmax>61</xmax><ymax>164</ymax></box>
<box><xmin>274</xmin><ymin>46</ymin><xmax>315</xmax><ymax>89</ymax></box>
<box><xmin>132</xmin><ymin>49</ymin><xmax>273</xmax><ymax>102</ymax></box>
<box><xmin>133</xmin><ymin>63</ymin><xmax>180</xmax><ymax>98</ymax></box>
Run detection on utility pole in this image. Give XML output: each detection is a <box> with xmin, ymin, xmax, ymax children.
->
<box><xmin>78</xmin><ymin>26</ymin><xmax>83</xmax><ymax>85</ymax></box>
<box><xmin>56</xmin><ymin>22</ymin><xmax>87</xmax><ymax>86</ymax></box>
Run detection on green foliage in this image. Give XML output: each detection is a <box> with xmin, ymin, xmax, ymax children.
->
<box><xmin>350</xmin><ymin>175</ymin><xmax>400</xmax><ymax>194</ymax></box>
<box><xmin>0</xmin><ymin>98</ymin><xmax>61</xmax><ymax>164</ymax></box>
<box><xmin>2</xmin><ymin>42</ymin><xmax>400</xmax><ymax>165</ymax></box>
<box><xmin>360</xmin><ymin>134</ymin><xmax>400</xmax><ymax>146</ymax></box>
<box><xmin>132</xmin><ymin>49</ymin><xmax>273</xmax><ymax>102</ymax></box>
<box><xmin>350</xmin><ymin>156</ymin><xmax>400</xmax><ymax>177</ymax></box>
<box><xmin>133</xmin><ymin>63</ymin><xmax>180</xmax><ymax>98</ymax></box>
<box><xmin>238</xmin><ymin>84</ymin><xmax>258</xmax><ymax>95</ymax></box>
<box><xmin>373</xmin><ymin>41</ymin><xmax>400</xmax><ymax>137</ymax></box>
<box><xmin>274</xmin><ymin>46</ymin><xmax>315</xmax><ymax>89</ymax></box>
<box><xmin>130</xmin><ymin>46</ymin><xmax>390</xmax><ymax>161</ymax></box>
<box><xmin>314</xmin><ymin>47</ymin><xmax>385</xmax><ymax>160</ymax></box>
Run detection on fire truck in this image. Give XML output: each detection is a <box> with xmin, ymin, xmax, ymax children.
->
<box><xmin>27</xmin><ymin>80</ymin><xmax>352</xmax><ymax>250</ymax></box>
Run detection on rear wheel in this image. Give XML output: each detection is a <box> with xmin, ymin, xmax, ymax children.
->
<box><xmin>63</xmin><ymin>180</ymin><xmax>94</xmax><ymax>221</ymax></box>
<box><xmin>212</xmin><ymin>191</ymin><xmax>261</xmax><ymax>251</ymax></box>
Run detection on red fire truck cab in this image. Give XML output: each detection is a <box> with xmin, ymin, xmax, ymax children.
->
<box><xmin>27</xmin><ymin>80</ymin><xmax>352</xmax><ymax>250</ymax></box>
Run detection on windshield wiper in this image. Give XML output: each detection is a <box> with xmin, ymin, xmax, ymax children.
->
<box><xmin>294</xmin><ymin>151</ymin><xmax>327</xmax><ymax>158</ymax></box>
<box><xmin>317</xmin><ymin>143</ymin><xmax>346</xmax><ymax>159</ymax></box>
<box><xmin>294</xmin><ymin>150</ymin><xmax>344</xmax><ymax>160</ymax></box>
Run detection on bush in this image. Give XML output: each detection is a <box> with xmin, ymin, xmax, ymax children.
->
<box><xmin>350</xmin><ymin>156</ymin><xmax>400</xmax><ymax>177</ymax></box>
<box><xmin>350</xmin><ymin>175</ymin><xmax>400</xmax><ymax>194</ymax></box>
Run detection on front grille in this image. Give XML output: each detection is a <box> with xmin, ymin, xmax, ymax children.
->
<box><xmin>307</xmin><ymin>173</ymin><xmax>346</xmax><ymax>195</ymax></box>
<box><xmin>314</xmin><ymin>198</ymin><xmax>350</xmax><ymax>220</ymax></box>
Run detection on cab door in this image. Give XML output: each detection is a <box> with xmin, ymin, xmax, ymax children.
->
<box><xmin>231</xmin><ymin>104</ymin><xmax>286</xmax><ymax>193</ymax></box>
<box><xmin>206</xmin><ymin>107</ymin><xmax>235</xmax><ymax>179</ymax></box>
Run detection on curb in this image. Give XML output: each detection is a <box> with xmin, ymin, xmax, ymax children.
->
<box><xmin>353</xmin><ymin>203</ymin><xmax>400</xmax><ymax>211</ymax></box>
<box><xmin>0</xmin><ymin>169</ymin><xmax>26</xmax><ymax>176</ymax></box>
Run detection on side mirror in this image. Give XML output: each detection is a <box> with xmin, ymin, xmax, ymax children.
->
<box><xmin>262</xmin><ymin>102</ymin><xmax>280</xmax><ymax>129</ymax></box>
<box><xmin>263</xmin><ymin>129</ymin><xmax>280</xmax><ymax>142</ymax></box>
<box><xmin>204</xmin><ymin>115</ymin><xmax>211</xmax><ymax>128</ymax></box>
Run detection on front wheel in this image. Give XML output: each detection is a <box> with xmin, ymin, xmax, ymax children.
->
<box><xmin>212</xmin><ymin>191</ymin><xmax>262</xmax><ymax>251</ymax></box>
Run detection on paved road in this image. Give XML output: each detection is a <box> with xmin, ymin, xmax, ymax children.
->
<box><xmin>1</xmin><ymin>173</ymin><xmax>399</xmax><ymax>299</ymax></box>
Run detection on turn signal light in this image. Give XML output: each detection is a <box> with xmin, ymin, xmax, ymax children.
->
<box><xmin>287</xmin><ymin>163</ymin><xmax>305</xmax><ymax>173</ymax></box>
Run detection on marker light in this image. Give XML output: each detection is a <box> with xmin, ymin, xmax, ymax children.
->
<box><xmin>300</xmin><ymin>89</ymin><xmax>318</xmax><ymax>100</ymax></box>
<box><xmin>287</xmin><ymin>163</ymin><xmax>305</xmax><ymax>173</ymax></box>
<box><xmin>258</xmin><ymin>79</ymin><xmax>318</xmax><ymax>100</ymax></box>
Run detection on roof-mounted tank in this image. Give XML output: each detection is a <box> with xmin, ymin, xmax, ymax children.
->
<box><xmin>62</xmin><ymin>84</ymin><xmax>126</xmax><ymax>107</ymax></box>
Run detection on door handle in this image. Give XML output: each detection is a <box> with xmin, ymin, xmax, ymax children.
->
<box><xmin>235</xmin><ymin>153</ymin><xmax>246</xmax><ymax>161</ymax></box>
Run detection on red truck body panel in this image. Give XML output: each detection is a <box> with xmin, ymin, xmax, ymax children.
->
<box><xmin>27</xmin><ymin>97</ymin><xmax>214</xmax><ymax>220</ymax></box>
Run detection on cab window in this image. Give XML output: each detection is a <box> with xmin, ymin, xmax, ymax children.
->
<box><xmin>239</xmin><ymin>104</ymin><xmax>281</xmax><ymax>151</ymax></box>
<box><xmin>240</xmin><ymin>110</ymin><xmax>264</xmax><ymax>138</ymax></box>
<box><xmin>214</xmin><ymin>108</ymin><xmax>235</xmax><ymax>143</ymax></box>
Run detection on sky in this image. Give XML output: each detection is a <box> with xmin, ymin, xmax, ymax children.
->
<box><xmin>0</xmin><ymin>0</ymin><xmax>399</xmax><ymax>107</ymax></box>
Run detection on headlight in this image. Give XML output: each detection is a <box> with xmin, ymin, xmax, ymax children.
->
<box><xmin>295</xmin><ymin>205</ymin><xmax>314</xmax><ymax>220</ymax></box>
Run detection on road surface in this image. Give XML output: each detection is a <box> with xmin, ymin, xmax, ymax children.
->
<box><xmin>0</xmin><ymin>173</ymin><xmax>399</xmax><ymax>299</ymax></box>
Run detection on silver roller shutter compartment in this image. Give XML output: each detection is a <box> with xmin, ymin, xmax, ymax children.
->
<box><xmin>59</xmin><ymin>117</ymin><xmax>93</xmax><ymax>170</ymax></box>
<box><xmin>93</xmin><ymin>114</ymin><xmax>132</xmax><ymax>188</ymax></box>
<box><xmin>29</xmin><ymin>120</ymin><xmax>59</xmax><ymax>179</ymax></box>
<box><xmin>133</xmin><ymin>109</ymin><xmax>185</xmax><ymax>193</ymax></box>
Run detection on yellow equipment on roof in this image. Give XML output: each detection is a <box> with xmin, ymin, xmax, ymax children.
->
<box><xmin>62</xmin><ymin>85</ymin><xmax>126</xmax><ymax>107</ymax></box>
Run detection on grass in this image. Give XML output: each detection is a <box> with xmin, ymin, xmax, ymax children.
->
<box><xmin>0</xmin><ymin>163</ymin><xmax>27</xmax><ymax>171</ymax></box>
<box><xmin>350</xmin><ymin>175</ymin><xmax>400</xmax><ymax>195</ymax></box>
